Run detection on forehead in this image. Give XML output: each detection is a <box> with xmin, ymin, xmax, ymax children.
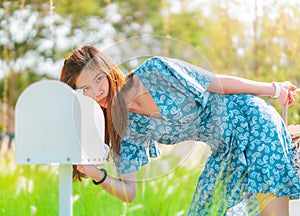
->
<box><xmin>75</xmin><ymin>69</ymin><xmax>99</xmax><ymax>88</ymax></box>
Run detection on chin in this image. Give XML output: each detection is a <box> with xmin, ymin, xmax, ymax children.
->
<box><xmin>99</xmin><ymin>102</ymin><xmax>107</xmax><ymax>108</ymax></box>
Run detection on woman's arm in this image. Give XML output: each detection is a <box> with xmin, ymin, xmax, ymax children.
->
<box><xmin>207</xmin><ymin>75</ymin><xmax>297</xmax><ymax>106</ymax></box>
<box><xmin>77</xmin><ymin>164</ymin><xmax>137</xmax><ymax>203</ymax></box>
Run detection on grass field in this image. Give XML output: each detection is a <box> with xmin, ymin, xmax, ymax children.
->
<box><xmin>0</xmin><ymin>143</ymin><xmax>210</xmax><ymax>216</ymax></box>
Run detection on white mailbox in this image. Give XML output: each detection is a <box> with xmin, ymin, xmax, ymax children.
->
<box><xmin>15</xmin><ymin>79</ymin><xmax>109</xmax><ymax>165</ymax></box>
<box><xmin>15</xmin><ymin>79</ymin><xmax>109</xmax><ymax>216</ymax></box>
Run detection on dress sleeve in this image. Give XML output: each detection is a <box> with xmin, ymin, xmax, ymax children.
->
<box><xmin>115</xmin><ymin>138</ymin><xmax>160</xmax><ymax>175</ymax></box>
<box><xmin>134</xmin><ymin>56</ymin><xmax>215</xmax><ymax>108</ymax></box>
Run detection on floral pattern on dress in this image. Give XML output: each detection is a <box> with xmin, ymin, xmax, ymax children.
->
<box><xmin>114</xmin><ymin>57</ymin><xmax>300</xmax><ymax>215</ymax></box>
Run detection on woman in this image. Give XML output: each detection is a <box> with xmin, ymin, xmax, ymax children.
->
<box><xmin>60</xmin><ymin>45</ymin><xmax>299</xmax><ymax>215</ymax></box>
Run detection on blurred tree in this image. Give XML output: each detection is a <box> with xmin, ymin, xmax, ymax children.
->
<box><xmin>244</xmin><ymin>0</ymin><xmax>300</xmax><ymax>121</ymax></box>
<box><xmin>1</xmin><ymin>0</ymin><xmax>57</xmax><ymax>133</ymax></box>
<box><xmin>0</xmin><ymin>72</ymin><xmax>50</xmax><ymax>107</ymax></box>
<box><xmin>108</xmin><ymin>0</ymin><xmax>163</xmax><ymax>38</ymax></box>
<box><xmin>199</xmin><ymin>0</ymin><xmax>245</xmax><ymax>76</ymax></box>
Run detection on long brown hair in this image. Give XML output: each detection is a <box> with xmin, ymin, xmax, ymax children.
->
<box><xmin>60</xmin><ymin>46</ymin><xmax>126</xmax><ymax>181</ymax></box>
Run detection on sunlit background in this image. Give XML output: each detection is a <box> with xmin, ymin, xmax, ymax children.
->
<box><xmin>0</xmin><ymin>0</ymin><xmax>300</xmax><ymax>215</ymax></box>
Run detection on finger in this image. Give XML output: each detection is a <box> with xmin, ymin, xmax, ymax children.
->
<box><xmin>288</xmin><ymin>90</ymin><xmax>296</xmax><ymax>98</ymax></box>
<box><xmin>76</xmin><ymin>165</ymin><xmax>83</xmax><ymax>172</ymax></box>
<box><xmin>283</xmin><ymin>82</ymin><xmax>297</xmax><ymax>93</ymax></box>
<box><xmin>289</xmin><ymin>84</ymin><xmax>297</xmax><ymax>91</ymax></box>
<box><xmin>288</xmin><ymin>97</ymin><xmax>294</xmax><ymax>106</ymax></box>
<box><xmin>289</xmin><ymin>99</ymin><xmax>295</xmax><ymax>106</ymax></box>
<box><xmin>76</xmin><ymin>165</ymin><xmax>88</xmax><ymax>173</ymax></box>
<box><xmin>288</xmin><ymin>92</ymin><xmax>296</xmax><ymax>106</ymax></box>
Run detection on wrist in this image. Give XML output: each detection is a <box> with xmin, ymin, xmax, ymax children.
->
<box><xmin>92</xmin><ymin>168</ymin><xmax>107</xmax><ymax>185</ymax></box>
<box><xmin>271</xmin><ymin>82</ymin><xmax>281</xmax><ymax>98</ymax></box>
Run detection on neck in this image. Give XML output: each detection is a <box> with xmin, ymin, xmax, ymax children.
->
<box><xmin>118</xmin><ymin>74</ymin><xmax>162</xmax><ymax>119</ymax></box>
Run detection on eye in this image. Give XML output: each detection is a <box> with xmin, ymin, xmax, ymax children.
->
<box><xmin>83</xmin><ymin>87</ymin><xmax>90</xmax><ymax>92</ymax></box>
<box><xmin>96</xmin><ymin>74</ymin><xmax>106</xmax><ymax>83</ymax></box>
<box><xmin>96</xmin><ymin>75</ymin><xmax>103</xmax><ymax>82</ymax></box>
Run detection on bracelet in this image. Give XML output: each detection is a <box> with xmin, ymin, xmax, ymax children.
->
<box><xmin>271</xmin><ymin>82</ymin><xmax>281</xmax><ymax>98</ymax></box>
<box><xmin>92</xmin><ymin>168</ymin><xmax>107</xmax><ymax>185</ymax></box>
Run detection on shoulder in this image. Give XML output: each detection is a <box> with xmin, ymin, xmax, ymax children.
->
<box><xmin>133</xmin><ymin>56</ymin><xmax>177</xmax><ymax>76</ymax></box>
<box><xmin>137</xmin><ymin>56</ymin><xmax>171</xmax><ymax>68</ymax></box>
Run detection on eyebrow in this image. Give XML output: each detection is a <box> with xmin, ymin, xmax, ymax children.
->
<box><xmin>76</xmin><ymin>73</ymin><xmax>101</xmax><ymax>89</ymax></box>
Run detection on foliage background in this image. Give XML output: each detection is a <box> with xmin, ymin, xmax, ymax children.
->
<box><xmin>0</xmin><ymin>0</ymin><xmax>300</xmax><ymax>215</ymax></box>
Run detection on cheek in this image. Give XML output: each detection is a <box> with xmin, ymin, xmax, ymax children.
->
<box><xmin>103</xmin><ymin>79</ymin><xmax>110</xmax><ymax>93</ymax></box>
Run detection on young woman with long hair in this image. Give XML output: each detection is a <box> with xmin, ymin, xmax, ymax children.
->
<box><xmin>60</xmin><ymin>45</ymin><xmax>299</xmax><ymax>215</ymax></box>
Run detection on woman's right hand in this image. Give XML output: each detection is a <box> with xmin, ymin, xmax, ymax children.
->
<box><xmin>76</xmin><ymin>164</ymin><xmax>104</xmax><ymax>182</ymax></box>
<box><xmin>278</xmin><ymin>81</ymin><xmax>297</xmax><ymax>106</ymax></box>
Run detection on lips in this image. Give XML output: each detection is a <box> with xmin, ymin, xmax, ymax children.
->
<box><xmin>98</xmin><ymin>96</ymin><xmax>107</xmax><ymax>104</ymax></box>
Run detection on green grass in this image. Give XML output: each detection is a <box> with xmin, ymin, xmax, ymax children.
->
<box><xmin>0</xmin><ymin>149</ymin><xmax>203</xmax><ymax>216</ymax></box>
<box><xmin>0</xmin><ymin>144</ymin><xmax>265</xmax><ymax>216</ymax></box>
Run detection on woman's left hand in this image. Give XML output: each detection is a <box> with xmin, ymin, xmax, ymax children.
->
<box><xmin>278</xmin><ymin>81</ymin><xmax>297</xmax><ymax>106</ymax></box>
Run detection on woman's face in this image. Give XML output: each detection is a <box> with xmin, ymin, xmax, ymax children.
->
<box><xmin>75</xmin><ymin>69</ymin><xmax>109</xmax><ymax>108</ymax></box>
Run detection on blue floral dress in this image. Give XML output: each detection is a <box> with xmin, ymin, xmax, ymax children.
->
<box><xmin>115</xmin><ymin>57</ymin><xmax>300</xmax><ymax>215</ymax></box>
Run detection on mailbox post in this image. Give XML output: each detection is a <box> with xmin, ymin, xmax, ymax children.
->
<box><xmin>15</xmin><ymin>80</ymin><xmax>109</xmax><ymax>216</ymax></box>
